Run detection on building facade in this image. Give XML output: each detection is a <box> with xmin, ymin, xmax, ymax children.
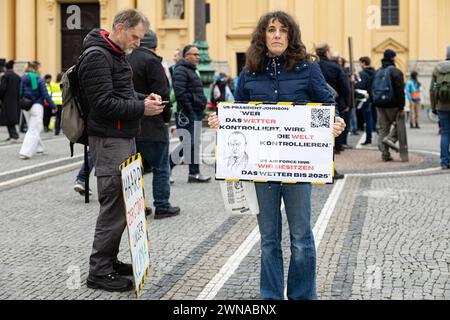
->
<box><xmin>1</xmin><ymin>0</ymin><xmax>449</xmax><ymax>102</ymax></box>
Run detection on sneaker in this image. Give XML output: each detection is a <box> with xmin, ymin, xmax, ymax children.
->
<box><xmin>113</xmin><ymin>260</ymin><xmax>133</xmax><ymax>276</ymax></box>
<box><xmin>382</xmin><ymin>156</ymin><xmax>394</xmax><ymax>162</ymax></box>
<box><xmin>74</xmin><ymin>180</ymin><xmax>93</xmax><ymax>196</ymax></box>
<box><xmin>188</xmin><ymin>173</ymin><xmax>211</xmax><ymax>183</ymax></box>
<box><xmin>154</xmin><ymin>206</ymin><xmax>181</xmax><ymax>220</ymax></box>
<box><xmin>382</xmin><ymin>137</ymin><xmax>399</xmax><ymax>152</ymax></box>
<box><xmin>86</xmin><ymin>273</ymin><xmax>133</xmax><ymax>292</ymax></box>
<box><xmin>361</xmin><ymin>141</ymin><xmax>372</xmax><ymax>145</ymax></box>
<box><xmin>19</xmin><ymin>154</ymin><xmax>30</xmax><ymax>160</ymax></box>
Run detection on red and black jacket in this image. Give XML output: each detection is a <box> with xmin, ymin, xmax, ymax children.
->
<box><xmin>78</xmin><ymin>29</ymin><xmax>145</xmax><ymax>139</ymax></box>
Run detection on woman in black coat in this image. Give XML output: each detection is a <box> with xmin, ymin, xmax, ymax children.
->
<box><xmin>0</xmin><ymin>60</ymin><xmax>21</xmax><ymax>141</ymax></box>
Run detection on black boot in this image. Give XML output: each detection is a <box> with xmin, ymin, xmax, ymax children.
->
<box><xmin>86</xmin><ymin>273</ymin><xmax>133</xmax><ymax>292</ymax></box>
<box><xmin>113</xmin><ymin>259</ymin><xmax>133</xmax><ymax>276</ymax></box>
<box><xmin>154</xmin><ymin>206</ymin><xmax>181</xmax><ymax>219</ymax></box>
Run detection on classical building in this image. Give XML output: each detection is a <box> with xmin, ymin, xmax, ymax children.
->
<box><xmin>1</xmin><ymin>0</ymin><xmax>449</xmax><ymax>103</ymax></box>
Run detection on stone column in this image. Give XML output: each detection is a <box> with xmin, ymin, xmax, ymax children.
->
<box><xmin>115</xmin><ymin>0</ymin><xmax>136</xmax><ymax>12</ymax></box>
<box><xmin>0</xmin><ymin>0</ymin><xmax>15</xmax><ymax>60</ymax></box>
<box><xmin>16</xmin><ymin>0</ymin><xmax>36</xmax><ymax>62</ymax></box>
<box><xmin>136</xmin><ymin>0</ymin><xmax>156</xmax><ymax>29</ymax></box>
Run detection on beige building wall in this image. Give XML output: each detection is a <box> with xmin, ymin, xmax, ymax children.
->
<box><xmin>1</xmin><ymin>0</ymin><xmax>449</xmax><ymax>101</ymax></box>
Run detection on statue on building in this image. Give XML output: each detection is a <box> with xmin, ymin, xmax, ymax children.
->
<box><xmin>165</xmin><ymin>0</ymin><xmax>184</xmax><ymax>19</ymax></box>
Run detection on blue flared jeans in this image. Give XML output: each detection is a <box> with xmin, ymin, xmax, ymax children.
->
<box><xmin>255</xmin><ymin>182</ymin><xmax>317</xmax><ymax>300</ymax></box>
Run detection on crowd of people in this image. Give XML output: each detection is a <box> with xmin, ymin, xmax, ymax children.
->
<box><xmin>0</xmin><ymin>8</ymin><xmax>449</xmax><ymax>298</ymax></box>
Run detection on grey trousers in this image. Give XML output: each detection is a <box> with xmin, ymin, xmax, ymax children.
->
<box><xmin>88</xmin><ymin>136</ymin><xmax>136</xmax><ymax>276</ymax></box>
<box><xmin>377</xmin><ymin>107</ymin><xmax>400</xmax><ymax>159</ymax></box>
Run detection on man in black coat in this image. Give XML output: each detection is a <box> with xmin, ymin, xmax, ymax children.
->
<box><xmin>0</xmin><ymin>60</ymin><xmax>21</xmax><ymax>142</ymax></box>
<box><xmin>316</xmin><ymin>43</ymin><xmax>351</xmax><ymax>151</ymax></box>
<box><xmin>316</xmin><ymin>43</ymin><xmax>350</xmax><ymax>180</ymax></box>
<box><xmin>356</xmin><ymin>56</ymin><xmax>376</xmax><ymax>145</ymax></box>
<box><xmin>78</xmin><ymin>9</ymin><xmax>165</xmax><ymax>293</ymax></box>
<box><xmin>128</xmin><ymin>30</ymin><xmax>180</xmax><ymax>219</ymax></box>
<box><xmin>172</xmin><ymin>45</ymin><xmax>210</xmax><ymax>182</ymax></box>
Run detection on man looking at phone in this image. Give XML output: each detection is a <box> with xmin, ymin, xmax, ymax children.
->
<box><xmin>128</xmin><ymin>30</ymin><xmax>180</xmax><ymax>219</ymax></box>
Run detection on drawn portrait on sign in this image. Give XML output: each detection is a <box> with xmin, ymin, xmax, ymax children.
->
<box><xmin>225</xmin><ymin>131</ymin><xmax>249</xmax><ymax>171</ymax></box>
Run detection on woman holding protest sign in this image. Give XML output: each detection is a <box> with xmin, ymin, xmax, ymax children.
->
<box><xmin>208</xmin><ymin>11</ymin><xmax>345</xmax><ymax>300</ymax></box>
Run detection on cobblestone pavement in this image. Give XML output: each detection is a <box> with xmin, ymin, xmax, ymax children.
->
<box><xmin>0</xmin><ymin>109</ymin><xmax>448</xmax><ymax>300</ymax></box>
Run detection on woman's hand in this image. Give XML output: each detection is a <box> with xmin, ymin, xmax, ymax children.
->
<box><xmin>333</xmin><ymin>116</ymin><xmax>346</xmax><ymax>137</ymax></box>
<box><xmin>208</xmin><ymin>113</ymin><xmax>219</xmax><ymax>129</ymax></box>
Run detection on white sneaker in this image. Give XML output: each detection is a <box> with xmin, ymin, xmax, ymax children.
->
<box><xmin>74</xmin><ymin>181</ymin><xmax>93</xmax><ymax>196</ymax></box>
<box><xmin>19</xmin><ymin>154</ymin><xmax>30</xmax><ymax>160</ymax></box>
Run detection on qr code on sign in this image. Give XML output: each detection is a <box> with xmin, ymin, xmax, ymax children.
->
<box><xmin>311</xmin><ymin>108</ymin><xmax>331</xmax><ymax>128</ymax></box>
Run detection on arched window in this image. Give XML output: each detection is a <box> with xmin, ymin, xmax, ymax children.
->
<box><xmin>381</xmin><ymin>0</ymin><xmax>400</xmax><ymax>26</ymax></box>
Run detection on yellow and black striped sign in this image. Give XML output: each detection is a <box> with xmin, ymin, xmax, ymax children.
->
<box><xmin>120</xmin><ymin>152</ymin><xmax>151</xmax><ymax>298</ymax></box>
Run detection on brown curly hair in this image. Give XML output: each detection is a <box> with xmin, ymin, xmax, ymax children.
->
<box><xmin>244</xmin><ymin>11</ymin><xmax>311</xmax><ymax>74</ymax></box>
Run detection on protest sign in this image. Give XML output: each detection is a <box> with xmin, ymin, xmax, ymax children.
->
<box><xmin>120</xmin><ymin>154</ymin><xmax>150</xmax><ymax>298</ymax></box>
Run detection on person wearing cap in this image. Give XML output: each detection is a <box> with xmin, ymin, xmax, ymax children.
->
<box><xmin>430</xmin><ymin>46</ymin><xmax>450</xmax><ymax>170</ymax></box>
<box><xmin>128</xmin><ymin>30</ymin><xmax>181</xmax><ymax>219</ymax></box>
<box><xmin>373</xmin><ymin>49</ymin><xmax>406</xmax><ymax>162</ymax></box>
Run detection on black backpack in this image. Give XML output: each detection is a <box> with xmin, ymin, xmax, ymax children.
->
<box><xmin>61</xmin><ymin>46</ymin><xmax>113</xmax><ymax>203</ymax></box>
<box><xmin>372</xmin><ymin>66</ymin><xmax>395</xmax><ymax>107</ymax></box>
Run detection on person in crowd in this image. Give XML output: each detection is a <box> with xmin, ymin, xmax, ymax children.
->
<box><xmin>48</xmin><ymin>72</ymin><xmax>64</xmax><ymax>135</ymax></box>
<box><xmin>355</xmin><ymin>56</ymin><xmax>376</xmax><ymax>145</ymax></box>
<box><xmin>0</xmin><ymin>59</ymin><xmax>6</xmax><ymax>82</ymax></box>
<box><xmin>405</xmin><ymin>71</ymin><xmax>422</xmax><ymax>129</ymax></box>
<box><xmin>43</xmin><ymin>74</ymin><xmax>56</xmax><ymax>133</ymax></box>
<box><xmin>73</xmin><ymin>151</ymin><xmax>94</xmax><ymax>196</ymax></box>
<box><xmin>171</xmin><ymin>44</ymin><xmax>210</xmax><ymax>183</ymax></box>
<box><xmin>210</xmin><ymin>72</ymin><xmax>235</xmax><ymax>107</ymax></box>
<box><xmin>0</xmin><ymin>60</ymin><xmax>21</xmax><ymax>142</ymax></box>
<box><xmin>19</xmin><ymin>61</ymin><xmax>56</xmax><ymax>159</ymax></box>
<box><xmin>372</xmin><ymin>49</ymin><xmax>406</xmax><ymax>162</ymax></box>
<box><xmin>316</xmin><ymin>43</ymin><xmax>349</xmax><ymax>179</ymax></box>
<box><xmin>208</xmin><ymin>11</ymin><xmax>345</xmax><ymax>300</ymax></box>
<box><xmin>430</xmin><ymin>46</ymin><xmax>450</xmax><ymax>170</ymax></box>
<box><xmin>129</xmin><ymin>30</ymin><xmax>181</xmax><ymax>219</ymax></box>
<box><xmin>169</xmin><ymin>48</ymin><xmax>183</xmax><ymax>115</ymax></box>
<box><xmin>78</xmin><ymin>9</ymin><xmax>164</xmax><ymax>292</ymax></box>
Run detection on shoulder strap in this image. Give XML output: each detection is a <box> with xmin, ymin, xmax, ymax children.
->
<box><xmin>81</xmin><ymin>46</ymin><xmax>113</xmax><ymax>68</ymax></box>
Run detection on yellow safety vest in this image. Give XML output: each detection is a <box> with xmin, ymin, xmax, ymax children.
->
<box><xmin>49</xmin><ymin>82</ymin><xmax>63</xmax><ymax>105</ymax></box>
